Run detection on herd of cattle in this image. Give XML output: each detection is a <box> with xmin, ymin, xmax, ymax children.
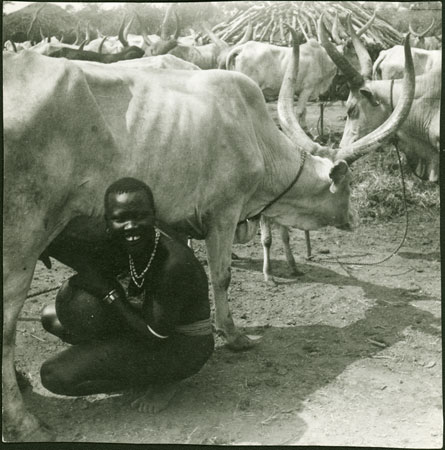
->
<box><xmin>3</xmin><ymin>4</ymin><xmax>441</xmax><ymax>442</ymax></box>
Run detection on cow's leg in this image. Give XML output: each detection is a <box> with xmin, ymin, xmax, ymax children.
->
<box><xmin>279</xmin><ymin>226</ymin><xmax>304</xmax><ymax>276</ymax></box>
<box><xmin>3</xmin><ymin>257</ymin><xmax>54</xmax><ymax>442</ymax></box>
<box><xmin>259</xmin><ymin>216</ymin><xmax>276</xmax><ymax>285</ymax></box>
<box><xmin>205</xmin><ymin>216</ymin><xmax>254</xmax><ymax>351</ymax></box>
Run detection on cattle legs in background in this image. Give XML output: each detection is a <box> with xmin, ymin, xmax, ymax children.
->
<box><xmin>260</xmin><ymin>216</ymin><xmax>306</xmax><ymax>284</ymax></box>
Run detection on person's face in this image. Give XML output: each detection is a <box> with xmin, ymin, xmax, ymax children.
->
<box><xmin>106</xmin><ymin>190</ymin><xmax>155</xmax><ymax>256</ymax></box>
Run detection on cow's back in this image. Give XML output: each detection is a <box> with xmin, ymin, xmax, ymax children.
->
<box><xmin>373</xmin><ymin>46</ymin><xmax>441</xmax><ymax>79</ymax></box>
<box><xmin>61</xmin><ymin>60</ymin><xmax>280</xmax><ymax>225</ymax></box>
<box><xmin>229</xmin><ymin>40</ymin><xmax>336</xmax><ymax>101</ymax></box>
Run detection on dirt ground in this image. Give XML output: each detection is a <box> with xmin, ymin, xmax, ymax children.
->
<box><xmin>15</xmin><ymin>102</ymin><xmax>442</xmax><ymax>446</ymax></box>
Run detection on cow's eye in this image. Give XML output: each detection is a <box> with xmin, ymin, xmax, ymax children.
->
<box><xmin>347</xmin><ymin>105</ymin><xmax>358</xmax><ymax>118</ymax></box>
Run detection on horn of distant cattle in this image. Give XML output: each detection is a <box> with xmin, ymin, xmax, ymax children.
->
<box><xmin>160</xmin><ymin>4</ymin><xmax>177</xmax><ymax>41</ymax></box>
<box><xmin>27</xmin><ymin>4</ymin><xmax>45</xmax><ymax>42</ymax></box>
<box><xmin>318</xmin><ymin>13</ymin><xmax>365</xmax><ymax>89</ymax></box>
<box><xmin>118</xmin><ymin>16</ymin><xmax>129</xmax><ymax>47</ymax></box>
<box><xmin>296</xmin><ymin>15</ymin><xmax>310</xmax><ymax>42</ymax></box>
<box><xmin>409</xmin><ymin>18</ymin><xmax>435</xmax><ymax>37</ymax></box>
<box><xmin>98</xmin><ymin>36</ymin><xmax>108</xmax><ymax>54</ymax></box>
<box><xmin>346</xmin><ymin>13</ymin><xmax>373</xmax><ymax>79</ymax></box>
<box><xmin>355</xmin><ymin>10</ymin><xmax>377</xmax><ymax>37</ymax></box>
<box><xmin>335</xmin><ymin>35</ymin><xmax>416</xmax><ymax>164</ymax></box>
<box><xmin>73</xmin><ymin>22</ymin><xmax>82</xmax><ymax>46</ymax></box>
<box><xmin>277</xmin><ymin>22</ymin><xmax>416</xmax><ymax>165</ymax></box>
<box><xmin>203</xmin><ymin>22</ymin><xmax>226</xmax><ymax>47</ymax></box>
<box><xmin>237</xmin><ymin>19</ymin><xmax>253</xmax><ymax>44</ymax></box>
<box><xmin>331</xmin><ymin>13</ymin><xmax>343</xmax><ymax>44</ymax></box>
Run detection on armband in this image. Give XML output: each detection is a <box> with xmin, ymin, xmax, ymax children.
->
<box><xmin>147</xmin><ymin>324</ymin><xmax>169</xmax><ymax>339</ymax></box>
<box><xmin>102</xmin><ymin>289</ymin><xmax>119</xmax><ymax>305</ymax></box>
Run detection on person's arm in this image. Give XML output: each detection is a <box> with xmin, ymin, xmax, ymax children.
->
<box><xmin>69</xmin><ymin>272</ymin><xmax>157</xmax><ymax>341</ymax></box>
<box><xmin>101</xmin><ymin>286</ymin><xmax>165</xmax><ymax>341</ymax></box>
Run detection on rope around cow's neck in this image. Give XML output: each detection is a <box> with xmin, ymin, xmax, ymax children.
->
<box><xmin>241</xmin><ymin>149</ymin><xmax>307</xmax><ymax>224</ymax></box>
<box><xmin>390</xmin><ymin>78</ymin><xmax>395</xmax><ymax>111</ymax></box>
<box><xmin>313</xmin><ymin>139</ymin><xmax>409</xmax><ymax>268</ymax></box>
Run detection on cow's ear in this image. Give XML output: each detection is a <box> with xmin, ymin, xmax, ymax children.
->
<box><xmin>329</xmin><ymin>160</ymin><xmax>349</xmax><ymax>193</ymax></box>
<box><xmin>359</xmin><ymin>86</ymin><xmax>380</xmax><ymax>106</ymax></box>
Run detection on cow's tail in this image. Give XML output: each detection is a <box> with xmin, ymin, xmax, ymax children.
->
<box><xmin>225</xmin><ymin>45</ymin><xmax>244</xmax><ymax>71</ymax></box>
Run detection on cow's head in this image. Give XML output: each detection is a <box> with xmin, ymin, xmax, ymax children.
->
<box><xmin>277</xmin><ymin>23</ymin><xmax>414</xmax><ymax>229</ymax></box>
<box><xmin>318</xmin><ymin>14</ymin><xmax>415</xmax><ymax>149</ymax></box>
<box><xmin>137</xmin><ymin>5</ymin><xmax>179</xmax><ymax>56</ymax></box>
<box><xmin>330</xmin><ymin>10</ymin><xmax>377</xmax><ymax>71</ymax></box>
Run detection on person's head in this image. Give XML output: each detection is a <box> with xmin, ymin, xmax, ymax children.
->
<box><xmin>104</xmin><ymin>177</ymin><xmax>156</xmax><ymax>257</ymax></box>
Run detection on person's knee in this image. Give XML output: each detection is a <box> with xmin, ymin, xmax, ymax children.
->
<box><xmin>40</xmin><ymin>303</ymin><xmax>58</xmax><ymax>334</ymax></box>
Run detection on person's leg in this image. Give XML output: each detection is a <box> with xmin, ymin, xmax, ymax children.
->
<box><xmin>40</xmin><ymin>331</ymin><xmax>213</xmax><ymax>414</ymax></box>
<box><xmin>40</xmin><ymin>337</ymin><xmax>143</xmax><ymax>396</ymax></box>
<box><xmin>128</xmin><ymin>333</ymin><xmax>214</xmax><ymax>413</ymax></box>
<box><xmin>41</xmin><ymin>279</ymin><xmax>123</xmax><ymax>345</ymax></box>
<box><xmin>41</xmin><ymin>303</ymin><xmax>88</xmax><ymax>345</ymax></box>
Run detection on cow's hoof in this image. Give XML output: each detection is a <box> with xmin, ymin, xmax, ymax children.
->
<box><xmin>226</xmin><ymin>333</ymin><xmax>261</xmax><ymax>351</ymax></box>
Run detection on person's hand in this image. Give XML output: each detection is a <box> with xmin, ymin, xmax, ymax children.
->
<box><xmin>68</xmin><ymin>273</ymin><xmax>116</xmax><ymax>298</ymax></box>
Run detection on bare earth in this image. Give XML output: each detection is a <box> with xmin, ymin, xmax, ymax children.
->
<box><xmin>15</xmin><ymin>102</ymin><xmax>442</xmax><ymax>446</ymax></box>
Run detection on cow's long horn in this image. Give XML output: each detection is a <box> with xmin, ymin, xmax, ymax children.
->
<box><xmin>203</xmin><ymin>22</ymin><xmax>226</xmax><ymax>48</ymax></box>
<box><xmin>124</xmin><ymin>15</ymin><xmax>134</xmax><ymax>41</ymax></box>
<box><xmin>277</xmin><ymin>25</ymin><xmax>327</xmax><ymax>155</ymax></box>
<box><xmin>409</xmin><ymin>18</ymin><xmax>435</xmax><ymax>37</ymax></box>
<box><xmin>161</xmin><ymin>4</ymin><xmax>174</xmax><ymax>40</ymax></box>
<box><xmin>319</xmin><ymin>13</ymin><xmax>364</xmax><ymax>89</ymax></box>
<box><xmin>346</xmin><ymin>14</ymin><xmax>372</xmax><ymax>79</ymax></box>
<box><xmin>118</xmin><ymin>16</ymin><xmax>129</xmax><ymax>47</ymax></box>
<box><xmin>336</xmin><ymin>35</ymin><xmax>415</xmax><ymax>165</ymax></box>
<box><xmin>331</xmin><ymin>12</ymin><xmax>344</xmax><ymax>44</ymax></box>
<box><xmin>39</xmin><ymin>26</ymin><xmax>45</xmax><ymax>41</ymax></box>
<box><xmin>85</xmin><ymin>22</ymin><xmax>92</xmax><ymax>44</ymax></box>
<box><xmin>27</xmin><ymin>4</ymin><xmax>45</xmax><ymax>41</ymax></box>
<box><xmin>356</xmin><ymin>10</ymin><xmax>377</xmax><ymax>37</ymax></box>
<box><xmin>143</xmin><ymin>34</ymin><xmax>153</xmax><ymax>46</ymax></box>
<box><xmin>296</xmin><ymin>15</ymin><xmax>310</xmax><ymax>42</ymax></box>
<box><xmin>237</xmin><ymin>20</ymin><xmax>253</xmax><ymax>44</ymax></box>
<box><xmin>135</xmin><ymin>12</ymin><xmax>149</xmax><ymax>35</ymax></box>
<box><xmin>171</xmin><ymin>9</ymin><xmax>180</xmax><ymax>40</ymax></box>
<box><xmin>98</xmin><ymin>36</ymin><xmax>108</xmax><ymax>54</ymax></box>
<box><xmin>78</xmin><ymin>39</ymin><xmax>86</xmax><ymax>51</ymax></box>
<box><xmin>73</xmin><ymin>22</ymin><xmax>81</xmax><ymax>45</ymax></box>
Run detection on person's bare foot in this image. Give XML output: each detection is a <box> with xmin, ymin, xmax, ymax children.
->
<box><xmin>130</xmin><ymin>382</ymin><xmax>180</xmax><ymax>413</ymax></box>
<box><xmin>123</xmin><ymin>386</ymin><xmax>152</xmax><ymax>404</ymax></box>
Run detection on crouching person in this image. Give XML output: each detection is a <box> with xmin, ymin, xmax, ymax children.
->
<box><xmin>40</xmin><ymin>177</ymin><xmax>214</xmax><ymax>413</ymax></box>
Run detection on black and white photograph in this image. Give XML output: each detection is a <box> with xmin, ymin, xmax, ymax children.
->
<box><xmin>3</xmin><ymin>0</ymin><xmax>442</xmax><ymax>445</ymax></box>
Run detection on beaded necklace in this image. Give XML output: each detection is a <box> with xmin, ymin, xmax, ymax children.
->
<box><xmin>128</xmin><ymin>227</ymin><xmax>161</xmax><ymax>289</ymax></box>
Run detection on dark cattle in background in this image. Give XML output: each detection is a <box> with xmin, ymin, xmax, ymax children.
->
<box><xmin>48</xmin><ymin>45</ymin><xmax>145</xmax><ymax>63</ymax></box>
